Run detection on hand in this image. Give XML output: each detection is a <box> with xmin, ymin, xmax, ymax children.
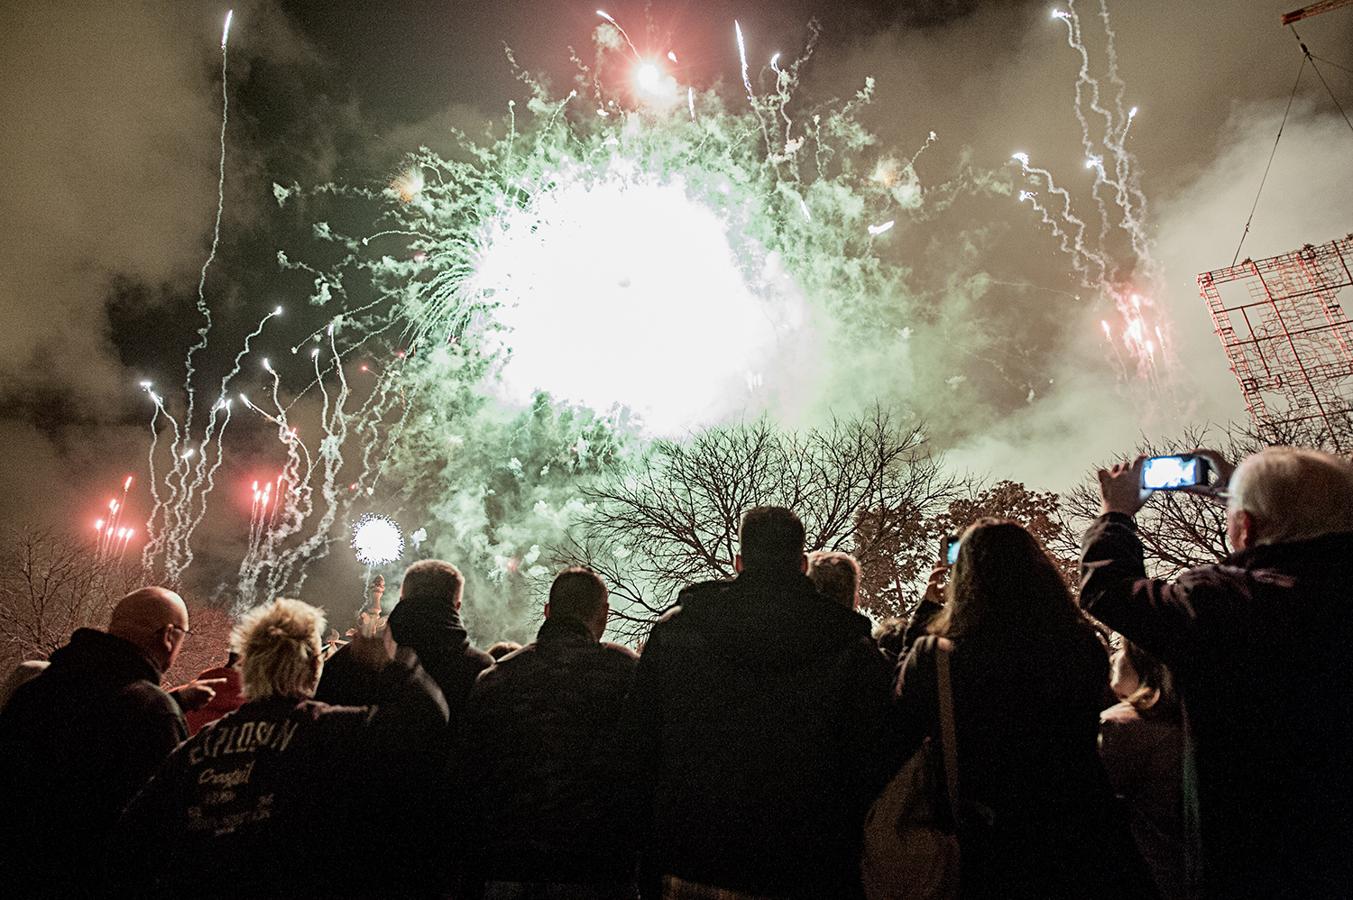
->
<box><xmin>348</xmin><ymin>621</ymin><xmax>395</xmax><ymax>671</ymax></box>
<box><xmin>1097</xmin><ymin>455</ymin><xmax>1152</xmax><ymax>517</ymax></box>
<box><xmin>1180</xmin><ymin>448</ymin><xmax>1236</xmax><ymax>505</ymax></box>
<box><xmin>923</xmin><ymin>564</ymin><xmax>946</xmax><ymax>605</ymax></box>
<box><xmin>172</xmin><ymin>677</ymin><xmax>228</xmax><ymax>711</ymax></box>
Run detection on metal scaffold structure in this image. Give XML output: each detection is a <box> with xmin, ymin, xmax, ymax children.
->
<box><xmin>1198</xmin><ymin>236</ymin><xmax>1353</xmax><ymax>449</ymax></box>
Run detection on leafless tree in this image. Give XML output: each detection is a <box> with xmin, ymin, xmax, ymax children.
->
<box><xmin>0</xmin><ymin>526</ymin><xmax>141</xmax><ymax>670</ymax></box>
<box><xmin>558</xmin><ymin>409</ymin><xmax>962</xmax><ymax>641</ymax></box>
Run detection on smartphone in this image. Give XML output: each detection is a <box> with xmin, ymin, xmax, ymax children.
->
<box><xmin>1141</xmin><ymin>454</ymin><xmax>1212</xmax><ymax>491</ymax></box>
<box><xmin>943</xmin><ymin>535</ymin><xmax>961</xmax><ymax>566</ymax></box>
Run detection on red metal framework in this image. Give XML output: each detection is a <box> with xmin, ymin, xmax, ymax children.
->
<box><xmin>1197</xmin><ymin>235</ymin><xmax>1353</xmax><ymax>448</ymax></box>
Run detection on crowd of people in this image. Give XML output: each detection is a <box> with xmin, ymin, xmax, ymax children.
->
<box><xmin>0</xmin><ymin>445</ymin><xmax>1350</xmax><ymax>899</ymax></box>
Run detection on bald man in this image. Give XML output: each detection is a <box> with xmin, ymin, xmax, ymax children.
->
<box><xmin>0</xmin><ymin>587</ymin><xmax>191</xmax><ymax>895</ymax></box>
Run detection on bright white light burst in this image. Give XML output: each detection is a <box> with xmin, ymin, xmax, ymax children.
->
<box><xmin>351</xmin><ymin>513</ymin><xmax>405</xmax><ymax>566</ymax></box>
<box><xmin>473</xmin><ymin>168</ymin><xmax>790</xmax><ymax>434</ymax></box>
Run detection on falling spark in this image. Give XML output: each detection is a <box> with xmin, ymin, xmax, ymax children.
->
<box><xmin>734</xmin><ymin>21</ymin><xmax>753</xmax><ymax>98</ymax></box>
<box><xmin>595</xmin><ymin>10</ymin><xmax>640</xmax><ymax>59</ymax></box>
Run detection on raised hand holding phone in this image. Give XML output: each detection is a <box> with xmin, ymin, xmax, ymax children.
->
<box><xmin>1098</xmin><ymin>456</ymin><xmax>1151</xmax><ymax>517</ymax></box>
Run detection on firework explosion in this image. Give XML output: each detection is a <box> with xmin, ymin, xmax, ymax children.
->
<box><xmin>136</xmin><ymin>4</ymin><xmax>1175</xmax><ymax>636</ymax></box>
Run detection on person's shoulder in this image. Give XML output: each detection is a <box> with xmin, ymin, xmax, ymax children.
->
<box><xmin>465</xmin><ymin>644</ymin><xmax>495</xmax><ymax>671</ymax></box>
<box><xmin>599</xmin><ymin>640</ymin><xmax>639</xmax><ymax>659</ymax></box>
<box><xmin>117</xmin><ymin>679</ymin><xmax>180</xmax><ymax>716</ymax></box>
<box><xmin>663</xmin><ymin>578</ymin><xmax>731</xmax><ymax>623</ymax></box>
<box><xmin>1173</xmin><ymin>561</ymin><xmax>1255</xmax><ymax>612</ymax></box>
<box><xmin>598</xmin><ymin>641</ymin><xmax>640</xmax><ymax>668</ymax></box>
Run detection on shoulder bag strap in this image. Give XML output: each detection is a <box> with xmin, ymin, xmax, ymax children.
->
<box><xmin>934</xmin><ymin>637</ymin><xmax>960</xmax><ymax>827</ymax></box>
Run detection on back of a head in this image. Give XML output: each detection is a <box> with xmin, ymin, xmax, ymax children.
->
<box><xmin>739</xmin><ymin>506</ymin><xmax>806</xmax><ymax>574</ymax></box>
<box><xmin>106</xmin><ymin>586</ymin><xmax>190</xmax><ymax>671</ymax></box>
<box><xmin>806</xmin><ymin>550</ymin><xmax>860</xmax><ymax>609</ymax></box>
<box><xmin>872</xmin><ymin>616</ymin><xmax>908</xmax><ymax>659</ymax></box>
<box><xmin>934</xmin><ymin>518</ymin><xmax>1079</xmax><ymax>640</ymax></box>
<box><xmin>486</xmin><ymin>640</ymin><xmax>522</xmax><ymax>660</ymax></box>
<box><xmin>1229</xmin><ymin>446</ymin><xmax>1353</xmax><ymax>546</ymax></box>
<box><xmin>400</xmin><ymin>559</ymin><xmax>464</xmax><ymax>606</ymax></box>
<box><xmin>232</xmin><ymin>598</ymin><xmax>326</xmax><ymax>701</ymax></box>
<box><xmin>547</xmin><ymin>567</ymin><xmax>608</xmax><ymax>624</ymax></box>
<box><xmin>108</xmin><ymin>587</ymin><xmax>188</xmax><ymax>638</ymax></box>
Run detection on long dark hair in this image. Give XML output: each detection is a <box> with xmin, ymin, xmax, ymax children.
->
<box><xmin>929</xmin><ymin>518</ymin><xmax>1084</xmax><ymax>641</ymax></box>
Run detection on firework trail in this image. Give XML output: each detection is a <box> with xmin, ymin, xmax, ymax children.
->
<box><xmin>1056</xmin><ymin>3</ymin><xmax>1154</xmax><ymax>267</ymax></box>
<box><xmin>1015</xmin><ymin>3</ymin><xmax>1170</xmax><ymax>382</ymax></box>
<box><xmin>91</xmin><ymin>476</ymin><xmax>136</xmax><ymax>563</ymax></box>
<box><xmin>1012</xmin><ymin>152</ymin><xmax>1104</xmax><ymax>284</ymax></box>
<box><xmin>233</xmin><ymin>324</ymin><xmax>414</xmax><ymax>611</ymax></box>
<box><xmin>1052</xmin><ymin>6</ymin><xmax>1113</xmax><ymax>241</ymax></box>
<box><xmin>170</xmin><ymin>8</ymin><xmax>233</xmax><ymax>472</ymax></box>
<box><xmin>142</xmin><ymin>10</ymin><xmax>238</xmax><ymax>582</ymax></box>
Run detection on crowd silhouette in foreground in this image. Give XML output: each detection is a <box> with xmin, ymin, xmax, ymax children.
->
<box><xmin>0</xmin><ymin>445</ymin><xmax>1350</xmax><ymax>899</ymax></box>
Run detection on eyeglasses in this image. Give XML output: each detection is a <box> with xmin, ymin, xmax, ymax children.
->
<box><xmin>165</xmin><ymin>624</ymin><xmax>193</xmax><ymax>639</ymax></box>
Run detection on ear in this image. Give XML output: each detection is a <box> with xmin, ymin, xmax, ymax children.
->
<box><xmin>543</xmin><ymin>601</ymin><xmax>551</xmax><ymax>620</ymax></box>
<box><xmin>453</xmin><ymin>593</ymin><xmax>462</xmax><ymax>611</ymax></box>
<box><xmin>1240</xmin><ymin>509</ymin><xmax>1258</xmax><ymax>547</ymax></box>
<box><xmin>734</xmin><ymin>554</ymin><xmax>744</xmax><ymax>574</ymax></box>
<box><xmin>800</xmin><ymin>554</ymin><xmax>809</xmax><ymax>574</ymax></box>
<box><xmin>600</xmin><ymin>601</ymin><xmax>610</xmax><ymax>624</ymax></box>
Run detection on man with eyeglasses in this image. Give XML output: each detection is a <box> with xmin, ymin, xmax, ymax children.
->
<box><xmin>0</xmin><ymin>586</ymin><xmax>194</xmax><ymax>896</ymax></box>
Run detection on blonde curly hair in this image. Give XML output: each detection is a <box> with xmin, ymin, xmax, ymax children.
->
<box><xmin>231</xmin><ymin>598</ymin><xmax>327</xmax><ymax>701</ymax></box>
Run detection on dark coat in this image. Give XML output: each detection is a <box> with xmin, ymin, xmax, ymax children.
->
<box><xmin>895</xmin><ymin>631</ymin><xmax>1153</xmax><ymax>899</ymax></box>
<box><xmin>107</xmin><ymin>648</ymin><xmax>448</xmax><ymax>898</ymax></box>
<box><xmin>462</xmin><ymin>616</ymin><xmax>639</xmax><ymax>886</ymax></box>
<box><xmin>0</xmin><ymin>628</ymin><xmax>187</xmax><ymax>897</ymax></box>
<box><xmin>1100</xmin><ymin>701</ymin><xmax>1186</xmax><ymax>900</ymax></box>
<box><xmin>1081</xmin><ymin>514</ymin><xmax>1353</xmax><ymax>899</ymax></box>
<box><xmin>624</xmin><ymin>570</ymin><xmax>894</xmax><ymax>899</ymax></box>
<box><xmin>316</xmin><ymin>597</ymin><xmax>491</xmax><ymax>727</ymax></box>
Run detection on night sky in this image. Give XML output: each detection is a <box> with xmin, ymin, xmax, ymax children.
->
<box><xmin>0</xmin><ymin>1</ymin><xmax>1350</xmax><ymax>621</ymax></box>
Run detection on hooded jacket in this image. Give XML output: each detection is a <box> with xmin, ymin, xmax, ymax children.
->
<box><xmin>623</xmin><ymin>569</ymin><xmax>894</xmax><ymax>899</ymax></box>
<box><xmin>1081</xmin><ymin>514</ymin><xmax>1353</xmax><ymax>899</ymax></box>
<box><xmin>316</xmin><ymin>595</ymin><xmax>491</xmax><ymax>726</ymax></box>
<box><xmin>313</xmin><ymin>596</ymin><xmax>487</xmax><ymax>893</ymax></box>
<box><xmin>0</xmin><ymin>628</ymin><xmax>186</xmax><ymax>896</ymax></box>
<box><xmin>462</xmin><ymin>615</ymin><xmax>640</xmax><ymax>886</ymax></box>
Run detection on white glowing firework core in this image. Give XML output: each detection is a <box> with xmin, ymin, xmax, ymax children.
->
<box><xmin>474</xmin><ymin>172</ymin><xmax>782</xmax><ymax>434</ymax></box>
<box><xmin>351</xmin><ymin>514</ymin><xmax>404</xmax><ymax>566</ymax></box>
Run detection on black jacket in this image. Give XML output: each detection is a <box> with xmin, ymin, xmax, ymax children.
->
<box><xmin>895</xmin><ymin>632</ymin><xmax>1153</xmax><ymax>900</ymax></box>
<box><xmin>461</xmin><ymin>615</ymin><xmax>639</xmax><ymax>886</ymax></box>
<box><xmin>108</xmin><ymin>648</ymin><xmax>448</xmax><ymax>898</ymax></box>
<box><xmin>1081</xmin><ymin>514</ymin><xmax>1353</xmax><ymax>899</ymax></box>
<box><xmin>316</xmin><ymin>597</ymin><xmax>491</xmax><ymax>727</ymax></box>
<box><xmin>624</xmin><ymin>570</ymin><xmax>894</xmax><ymax>898</ymax></box>
<box><xmin>0</xmin><ymin>628</ymin><xmax>187</xmax><ymax>897</ymax></box>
